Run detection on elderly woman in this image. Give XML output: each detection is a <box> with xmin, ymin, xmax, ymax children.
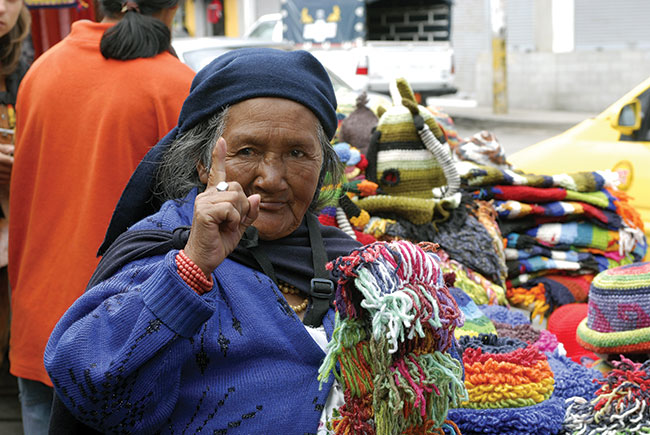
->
<box><xmin>44</xmin><ymin>48</ymin><xmax>361</xmax><ymax>433</ymax></box>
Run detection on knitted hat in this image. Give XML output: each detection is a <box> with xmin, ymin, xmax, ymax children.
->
<box><xmin>179</xmin><ymin>48</ymin><xmax>337</xmax><ymax>139</ymax></box>
<box><xmin>547</xmin><ymin>303</ymin><xmax>597</xmax><ymax>363</ymax></box>
<box><xmin>577</xmin><ymin>262</ymin><xmax>650</xmax><ymax>354</ymax></box>
<box><xmin>338</xmin><ymin>92</ymin><xmax>378</xmax><ymax>155</ymax></box>
<box><xmin>448</xmin><ymin>334</ymin><xmax>562</xmax><ymax>434</ymax></box>
<box><xmin>365</xmin><ymin>78</ymin><xmax>459</xmax><ymax>200</ymax></box>
<box><xmin>453</xmin><ymin>130</ymin><xmax>512</xmax><ymax>170</ymax></box>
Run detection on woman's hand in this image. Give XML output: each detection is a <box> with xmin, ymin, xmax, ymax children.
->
<box><xmin>183</xmin><ymin>138</ymin><xmax>260</xmax><ymax>277</ymax></box>
<box><xmin>0</xmin><ymin>144</ymin><xmax>14</xmax><ymax>185</ymax></box>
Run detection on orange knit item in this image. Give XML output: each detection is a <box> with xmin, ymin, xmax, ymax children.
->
<box><xmin>507</xmin><ymin>283</ymin><xmax>549</xmax><ymax>321</ymax></box>
<box><xmin>607</xmin><ymin>187</ymin><xmax>644</xmax><ymax>231</ymax></box>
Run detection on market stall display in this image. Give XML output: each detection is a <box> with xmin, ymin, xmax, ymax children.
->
<box><xmin>313</xmin><ymin>76</ymin><xmax>650</xmax><ymax>433</ymax></box>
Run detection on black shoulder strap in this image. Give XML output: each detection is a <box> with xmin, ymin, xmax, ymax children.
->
<box><xmin>302</xmin><ymin>214</ymin><xmax>335</xmax><ymax>327</ymax></box>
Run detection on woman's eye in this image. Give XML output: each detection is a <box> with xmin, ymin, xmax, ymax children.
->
<box><xmin>290</xmin><ymin>149</ymin><xmax>305</xmax><ymax>158</ymax></box>
<box><xmin>237</xmin><ymin>147</ymin><xmax>254</xmax><ymax>156</ymax></box>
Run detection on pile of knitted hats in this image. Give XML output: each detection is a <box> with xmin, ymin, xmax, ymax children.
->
<box><xmin>460</xmin><ymin>162</ymin><xmax>647</xmax><ymax>322</ymax></box>
<box><xmin>319</xmin><ymin>240</ymin><xmax>467</xmax><ymax>434</ymax></box>
<box><xmin>445</xmin><ymin>300</ymin><xmax>600</xmax><ymax>435</ymax></box>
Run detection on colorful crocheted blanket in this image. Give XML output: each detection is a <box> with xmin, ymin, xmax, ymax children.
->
<box><xmin>319</xmin><ymin>241</ymin><xmax>467</xmax><ymax>434</ymax></box>
<box><xmin>472</xmin><ymin>185</ymin><xmax>617</xmax><ymax>211</ymax></box>
<box><xmin>505</xmin><ymin>246</ymin><xmax>635</xmax><ymax>279</ymax></box>
<box><xmin>459</xmin><ymin>163</ymin><xmax>617</xmax><ymax>193</ymax></box>
<box><xmin>493</xmin><ymin>199</ymin><xmax>623</xmax><ymax>230</ymax></box>
<box><xmin>521</xmin><ymin>222</ymin><xmax>646</xmax><ymax>261</ymax></box>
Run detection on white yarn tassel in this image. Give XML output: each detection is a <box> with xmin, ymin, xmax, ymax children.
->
<box><xmin>619</xmin><ymin>225</ymin><xmax>645</xmax><ymax>257</ymax></box>
<box><xmin>336</xmin><ymin>207</ymin><xmax>357</xmax><ymax>240</ymax></box>
<box><xmin>417</xmin><ymin>122</ymin><xmax>460</xmax><ymax>199</ymax></box>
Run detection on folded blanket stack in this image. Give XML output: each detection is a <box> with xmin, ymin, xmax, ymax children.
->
<box><xmin>460</xmin><ymin>163</ymin><xmax>647</xmax><ymax>320</ymax></box>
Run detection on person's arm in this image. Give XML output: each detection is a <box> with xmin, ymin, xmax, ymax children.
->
<box><xmin>44</xmin><ymin>251</ymin><xmax>216</xmax><ymax>433</ymax></box>
<box><xmin>0</xmin><ymin>144</ymin><xmax>13</xmax><ymax>185</ymax></box>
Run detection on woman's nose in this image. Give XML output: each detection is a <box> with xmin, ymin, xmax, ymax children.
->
<box><xmin>254</xmin><ymin>156</ymin><xmax>287</xmax><ymax>190</ymax></box>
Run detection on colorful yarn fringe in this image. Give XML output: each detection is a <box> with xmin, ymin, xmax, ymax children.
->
<box><xmin>320</xmin><ymin>241</ymin><xmax>468</xmax><ymax>434</ymax></box>
<box><xmin>562</xmin><ymin>357</ymin><xmax>650</xmax><ymax>434</ymax></box>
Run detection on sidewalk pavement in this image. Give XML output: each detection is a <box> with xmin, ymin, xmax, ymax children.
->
<box><xmin>427</xmin><ymin>97</ymin><xmax>598</xmax><ymax>131</ymax></box>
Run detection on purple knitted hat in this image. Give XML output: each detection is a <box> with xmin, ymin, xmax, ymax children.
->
<box><xmin>577</xmin><ymin>261</ymin><xmax>650</xmax><ymax>354</ymax></box>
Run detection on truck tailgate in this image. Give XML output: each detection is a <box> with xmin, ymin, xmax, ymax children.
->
<box><xmin>363</xmin><ymin>41</ymin><xmax>454</xmax><ymax>94</ymax></box>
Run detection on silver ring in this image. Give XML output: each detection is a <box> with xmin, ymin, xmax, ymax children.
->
<box><xmin>215</xmin><ymin>181</ymin><xmax>229</xmax><ymax>192</ymax></box>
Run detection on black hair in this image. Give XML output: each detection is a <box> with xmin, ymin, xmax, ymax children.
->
<box><xmin>99</xmin><ymin>0</ymin><xmax>179</xmax><ymax>60</ymax></box>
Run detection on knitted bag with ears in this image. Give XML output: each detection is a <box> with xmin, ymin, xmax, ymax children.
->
<box><xmin>365</xmin><ymin>78</ymin><xmax>460</xmax><ymax>200</ymax></box>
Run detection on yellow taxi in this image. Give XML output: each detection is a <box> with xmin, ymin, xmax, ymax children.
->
<box><xmin>510</xmin><ymin>76</ymin><xmax>650</xmax><ymax>236</ymax></box>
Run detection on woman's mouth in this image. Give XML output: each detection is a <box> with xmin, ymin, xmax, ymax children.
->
<box><xmin>259</xmin><ymin>201</ymin><xmax>286</xmax><ymax>211</ymax></box>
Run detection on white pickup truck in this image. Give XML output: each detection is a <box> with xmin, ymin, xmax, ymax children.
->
<box><xmin>246</xmin><ymin>1</ymin><xmax>456</xmax><ymax>101</ymax></box>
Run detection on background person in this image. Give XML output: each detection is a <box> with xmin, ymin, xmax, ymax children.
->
<box><xmin>0</xmin><ymin>0</ymin><xmax>30</xmax><ymax>368</ymax></box>
<box><xmin>44</xmin><ymin>48</ymin><xmax>362</xmax><ymax>433</ymax></box>
<box><xmin>8</xmin><ymin>0</ymin><xmax>194</xmax><ymax>431</ymax></box>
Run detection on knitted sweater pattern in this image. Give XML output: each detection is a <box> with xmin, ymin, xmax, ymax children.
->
<box><xmin>44</xmin><ymin>191</ymin><xmax>336</xmax><ymax>434</ymax></box>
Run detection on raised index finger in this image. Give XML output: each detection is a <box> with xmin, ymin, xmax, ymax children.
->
<box><xmin>206</xmin><ymin>137</ymin><xmax>227</xmax><ymax>189</ymax></box>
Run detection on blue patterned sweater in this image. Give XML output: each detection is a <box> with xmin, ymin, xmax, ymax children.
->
<box><xmin>44</xmin><ymin>191</ymin><xmax>339</xmax><ymax>434</ymax></box>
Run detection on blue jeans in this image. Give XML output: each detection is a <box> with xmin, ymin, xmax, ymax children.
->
<box><xmin>17</xmin><ymin>377</ymin><xmax>53</xmax><ymax>435</ymax></box>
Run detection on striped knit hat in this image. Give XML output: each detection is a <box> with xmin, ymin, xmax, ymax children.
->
<box><xmin>365</xmin><ymin>78</ymin><xmax>459</xmax><ymax>200</ymax></box>
<box><xmin>577</xmin><ymin>262</ymin><xmax>650</xmax><ymax>354</ymax></box>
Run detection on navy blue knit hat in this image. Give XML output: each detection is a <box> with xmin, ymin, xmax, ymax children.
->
<box><xmin>98</xmin><ymin>48</ymin><xmax>337</xmax><ymax>255</ymax></box>
<box><xmin>177</xmin><ymin>48</ymin><xmax>338</xmax><ymax>138</ymax></box>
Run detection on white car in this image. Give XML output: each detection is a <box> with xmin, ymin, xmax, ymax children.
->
<box><xmin>171</xmin><ymin>36</ymin><xmax>390</xmax><ymax>113</ymax></box>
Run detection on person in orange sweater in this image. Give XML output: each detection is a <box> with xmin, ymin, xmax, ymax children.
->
<box><xmin>8</xmin><ymin>0</ymin><xmax>194</xmax><ymax>431</ymax></box>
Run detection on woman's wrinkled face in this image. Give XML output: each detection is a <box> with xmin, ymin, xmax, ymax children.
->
<box><xmin>0</xmin><ymin>0</ymin><xmax>21</xmax><ymax>39</ymax></box>
<box><xmin>222</xmin><ymin>98</ymin><xmax>323</xmax><ymax>240</ymax></box>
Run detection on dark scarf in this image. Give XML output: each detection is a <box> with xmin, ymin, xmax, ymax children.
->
<box><xmin>230</xmin><ymin>214</ymin><xmax>361</xmax><ymax>291</ymax></box>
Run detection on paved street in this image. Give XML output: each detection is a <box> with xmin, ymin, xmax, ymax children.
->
<box><xmin>430</xmin><ymin>97</ymin><xmax>597</xmax><ymax>157</ymax></box>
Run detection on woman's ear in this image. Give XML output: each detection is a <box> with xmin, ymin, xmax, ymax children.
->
<box><xmin>197</xmin><ymin>162</ymin><xmax>209</xmax><ymax>184</ymax></box>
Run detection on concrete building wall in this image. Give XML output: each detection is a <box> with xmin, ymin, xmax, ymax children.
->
<box><xmin>450</xmin><ymin>0</ymin><xmax>490</xmax><ymax>96</ymax></box>
<box><xmin>458</xmin><ymin>0</ymin><xmax>650</xmax><ymax>111</ymax></box>
<box><xmin>475</xmin><ymin>50</ymin><xmax>650</xmax><ymax>112</ymax></box>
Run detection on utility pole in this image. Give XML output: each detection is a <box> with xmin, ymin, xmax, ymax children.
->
<box><xmin>490</xmin><ymin>0</ymin><xmax>507</xmax><ymax>114</ymax></box>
